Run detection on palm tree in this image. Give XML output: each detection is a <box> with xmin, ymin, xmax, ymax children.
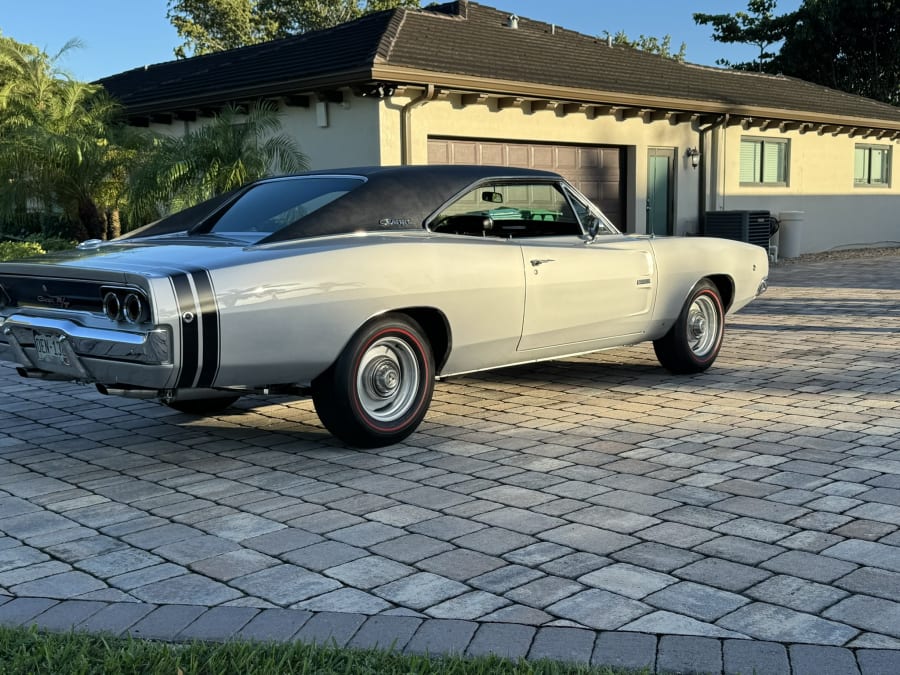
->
<box><xmin>0</xmin><ymin>37</ymin><xmax>81</xmax><ymax>126</ymax></box>
<box><xmin>127</xmin><ymin>100</ymin><xmax>308</xmax><ymax>223</ymax></box>
<box><xmin>1</xmin><ymin>37</ymin><xmax>307</xmax><ymax>239</ymax></box>
<box><xmin>0</xmin><ymin>77</ymin><xmax>141</xmax><ymax>240</ymax></box>
<box><xmin>0</xmin><ymin>37</ymin><xmax>141</xmax><ymax>240</ymax></box>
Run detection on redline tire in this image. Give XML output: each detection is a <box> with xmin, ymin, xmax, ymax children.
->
<box><xmin>653</xmin><ymin>280</ymin><xmax>724</xmax><ymax>374</ymax></box>
<box><xmin>312</xmin><ymin>314</ymin><xmax>435</xmax><ymax>448</ymax></box>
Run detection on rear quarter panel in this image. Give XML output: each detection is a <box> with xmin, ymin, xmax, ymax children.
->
<box><xmin>211</xmin><ymin>233</ymin><xmax>526</xmax><ymax>387</ymax></box>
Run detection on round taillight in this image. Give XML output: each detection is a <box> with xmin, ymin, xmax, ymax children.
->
<box><xmin>102</xmin><ymin>292</ymin><xmax>121</xmax><ymax>321</ymax></box>
<box><xmin>123</xmin><ymin>293</ymin><xmax>146</xmax><ymax>324</ymax></box>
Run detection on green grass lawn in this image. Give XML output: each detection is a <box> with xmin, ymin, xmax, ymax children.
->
<box><xmin>0</xmin><ymin>625</ymin><xmax>645</xmax><ymax>675</ymax></box>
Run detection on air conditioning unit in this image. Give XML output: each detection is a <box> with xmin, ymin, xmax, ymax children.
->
<box><xmin>703</xmin><ymin>210</ymin><xmax>772</xmax><ymax>249</ymax></box>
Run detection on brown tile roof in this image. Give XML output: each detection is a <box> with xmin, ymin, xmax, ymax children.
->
<box><xmin>99</xmin><ymin>1</ymin><xmax>900</xmax><ymax>128</ymax></box>
<box><xmin>99</xmin><ymin>10</ymin><xmax>401</xmax><ymax>111</ymax></box>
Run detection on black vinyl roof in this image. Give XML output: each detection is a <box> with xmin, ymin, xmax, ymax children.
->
<box><xmin>98</xmin><ymin>1</ymin><xmax>900</xmax><ymax>128</ymax></box>
<box><xmin>127</xmin><ymin>165</ymin><xmax>563</xmax><ymax>242</ymax></box>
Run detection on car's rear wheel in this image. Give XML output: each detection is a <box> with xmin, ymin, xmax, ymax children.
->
<box><xmin>163</xmin><ymin>396</ymin><xmax>241</xmax><ymax>415</ymax></box>
<box><xmin>312</xmin><ymin>314</ymin><xmax>435</xmax><ymax>448</ymax></box>
<box><xmin>653</xmin><ymin>280</ymin><xmax>724</xmax><ymax>374</ymax></box>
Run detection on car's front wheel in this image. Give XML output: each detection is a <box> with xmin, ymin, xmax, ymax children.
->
<box><xmin>653</xmin><ymin>280</ymin><xmax>724</xmax><ymax>374</ymax></box>
<box><xmin>312</xmin><ymin>314</ymin><xmax>435</xmax><ymax>448</ymax></box>
<box><xmin>163</xmin><ymin>395</ymin><xmax>241</xmax><ymax>415</ymax></box>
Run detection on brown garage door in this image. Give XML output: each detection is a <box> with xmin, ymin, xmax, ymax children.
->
<box><xmin>428</xmin><ymin>137</ymin><xmax>626</xmax><ymax>229</ymax></box>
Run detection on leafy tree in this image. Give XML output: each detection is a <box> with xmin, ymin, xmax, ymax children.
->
<box><xmin>256</xmin><ymin>0</ymin><xmax>419</xmax><ymax>35</ymax></box>
<box><xmin>167</xmin><ymin>0</ymin><xmax>260</xmax><ymax>59</ymax></box>
<box><xmin>693</xmin><ymin>0</ymin><xmax>796</xmax><ymax>71</ymax></box>
<box><xmin>604</xmin><ymin>31</ymin><xmax>686</xmax><ymax>62</ymax></box>
<box><xmin>167</xmin><ymin>0</ymin><xmax>420</xmax><ymax>57</ymax></box>
<box><xmin>694</xmin><ymin>0</ymin><xmax>900</xmax><ymax>105</ymax></box>
<box><xmin>776</xmin><ymin>0</ymin><xmax>900</xmax><ymax>106</ymax></box>
<box><xmin>127</xmin><ymin>101</ymin><xmax>308</xmax><ymax>220</ymax></box>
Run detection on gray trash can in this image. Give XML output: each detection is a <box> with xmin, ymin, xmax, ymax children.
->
<box><xmin>778</xmin><ymin>211</ymin><xmax>805</xmax><ymax>258</ymax></box>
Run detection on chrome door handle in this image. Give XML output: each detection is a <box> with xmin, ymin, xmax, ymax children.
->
<box><xmin>530</xmin><ymin>258</ymin><xmax>555</xmax><ymax>267</ymax></box>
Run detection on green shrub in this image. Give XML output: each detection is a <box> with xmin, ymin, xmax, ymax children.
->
<box><xmin>0</xmin><ymin>241</ymin><xmax>45</xmax><ymax>261</ymax></box>
<box><xmin>28</xmin><ymin>236</ymin><xmax>77</xmax><ymax>252</ymax></box>
<box><xmin>0</xmin><ymin>213</ymin><xmax>79</xmax><ymax>240</ymax></box>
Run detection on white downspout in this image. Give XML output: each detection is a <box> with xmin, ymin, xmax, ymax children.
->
<box><xmin>400</xmin><ymin>84</ymin><xmax>436</xmax><ymax>165</ymax></box>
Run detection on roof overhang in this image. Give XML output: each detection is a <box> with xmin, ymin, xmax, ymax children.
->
<box><xmin>115</xmin><ymin>61</ymin><xmax>900</xmax><ymax>139</ymax></box>
<box><xmin>117</xmin><ymin>67</ymin><xmax>375</xmax><ymax>118</ymax></box>
<box><xmin>372</xmin><ymin>64</ymin><xmax>900</xmax><ymax>136</ymax></box>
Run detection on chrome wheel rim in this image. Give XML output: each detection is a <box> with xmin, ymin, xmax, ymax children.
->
<box><xmin>686</xmin><ymin>294</ymin><xmax>720</xmax><ymax>357</ymax></box>
<box><xmin>356</xmin><ymin>337</ymin><xmax>419</xmax><ymax>422</ymax></box>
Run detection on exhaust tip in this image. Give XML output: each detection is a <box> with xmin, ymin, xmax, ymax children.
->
<box><xmin>102</xmin><ymin>292</ymin><xmax>121</xmax><ymax>321</ymax></box>
<box><xmin>123</xmin><ymin>293</ymin><xmax>146</xmax><ymax>324</ymax></box>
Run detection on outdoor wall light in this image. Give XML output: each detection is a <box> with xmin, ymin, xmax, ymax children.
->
<box><xmin>686</xmin><ymin>147</ymin><xmax>701</xmax><ymax>169</ymax></box>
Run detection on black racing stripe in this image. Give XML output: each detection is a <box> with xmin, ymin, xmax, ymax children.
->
<box><xmin>192</xmin><ymin>269</ymin><xmax>219</xmax><ymax>388</ymax></box>
<box><xmin>172</xmin><ymin>273</ymin><xmax>199</xmax><ymax>389</ymax></box>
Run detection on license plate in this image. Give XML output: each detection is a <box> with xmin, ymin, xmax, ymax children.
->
<box><xmin>33</xmin><ymin>333</ymin><xmax>67</xmax><ymax>366</ymax></box>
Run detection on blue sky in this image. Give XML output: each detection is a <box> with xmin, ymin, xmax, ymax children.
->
<box><xmin>2</xmin><ymin>1</ymin><xmax>801</xmax><ymax>82</ymax></box>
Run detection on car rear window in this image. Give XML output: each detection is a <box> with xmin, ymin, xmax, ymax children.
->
<box><xmin>207</xmin><ymin>176</ymin><xmax>364</xmax><ymax>235</ymax></box>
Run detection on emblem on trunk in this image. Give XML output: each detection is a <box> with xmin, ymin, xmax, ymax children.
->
<box><xmin>36</xmin><ymin>295</ymin><xmax>71</xmax><ymax>309</ymax></box>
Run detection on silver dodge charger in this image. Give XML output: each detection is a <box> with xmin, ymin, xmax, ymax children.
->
<box><xmin>0</xmin><ymin>165</ymin><xmax>768</xmax><ymax>447</ymax></box>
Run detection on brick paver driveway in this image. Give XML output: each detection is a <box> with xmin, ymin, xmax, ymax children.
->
<box><xmin>1</xmin><ymin>252</ymin><xmax>898</xmax><ymax>670</ymax></box>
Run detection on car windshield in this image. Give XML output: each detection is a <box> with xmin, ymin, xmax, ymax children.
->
<box><xmin>205</xmin><ymin>176</ymin><xmax>364</xmax><ymax>235</ymax></box>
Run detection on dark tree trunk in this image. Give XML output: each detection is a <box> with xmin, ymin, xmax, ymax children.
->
<box><xmin>107</xmin><ymin>208</ymin><xmax>121</xmax><ymax>240</ymax></box>
<box><xmin>78</xmin><ymin>199</ymin><xmax>105</xmax><ymax>240</ymax></box>
<box><xmin>67</xmin><ymin>220</ymin><xmax>89</xmax><ymax>242</ymax></box>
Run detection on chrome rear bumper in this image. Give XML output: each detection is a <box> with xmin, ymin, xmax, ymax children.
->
<box><xmin>0</xmin><ymin>314</ymin><xmax>173</xmax><ymax>385</ymax></box>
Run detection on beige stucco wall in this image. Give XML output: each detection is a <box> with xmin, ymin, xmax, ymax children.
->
<box><xmin>151</xmin><ymin>95</ymin><xmax>384</xmax><ymax>168</ymax></box>
<box><xmin>379</xmin><ymin>94</ymin><xmax>702</xmax><ymax>236</ymax></box>
<box><xmin>711</xmin><ymin>126</ymin><xmax>900</xmax><ymax>254</ymax></box>
<box><xmin>278</xmin><ymin>96</ymin><xmax>383</xmax><ymax>169</ymax></box>
<box><xmin>150</xmin><ymin>91</ymin><xmax>899</xmax><ymax>254</ymax></box>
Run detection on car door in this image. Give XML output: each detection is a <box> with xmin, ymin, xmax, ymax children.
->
<box><xmin>518</xmin><ymin>235</ymin><xmax>656</xmax><ymax>351</ymax></box>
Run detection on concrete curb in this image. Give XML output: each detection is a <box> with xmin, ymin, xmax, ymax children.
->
<box><xmin>1</xmin><ymin>596</ymin><xmax>898</xmax><ymax>674</ymax></box>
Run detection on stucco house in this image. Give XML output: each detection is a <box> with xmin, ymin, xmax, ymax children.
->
<box><xmin>99</xmin><ymin>0</ymin><xmax>900</xmax><ymax>254</ymax></box>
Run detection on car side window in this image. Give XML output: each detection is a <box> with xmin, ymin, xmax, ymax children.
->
<box><xmin>563</xmin><ymin>187</ymin><xmax>619</xmax><ymax>236</ymax></box>
<box><xmin>207</xmin><ymin>177</ymin><xmax>363</xmax><ymax>234</ymax></box>
<box><xmin>430</xmin><ymin>182</ymin><xmax>584</xmax><ymax>238</ymax></box>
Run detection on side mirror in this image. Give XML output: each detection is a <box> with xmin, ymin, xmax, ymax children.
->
<box><xmin>585</xmin><ymin>216</ymin><xmax>601</xmax><ymax>240</ymax></box>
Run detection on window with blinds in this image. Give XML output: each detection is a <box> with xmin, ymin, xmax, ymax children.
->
<box><xmin>854</xmin><ymin>145</ymin><xmax>891</xmax><ymax>186</ymax></box>
<box><xmin>740</xmin><ymin>137</ymin><xmax>789</xmax><ymax>185</ymax></box>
